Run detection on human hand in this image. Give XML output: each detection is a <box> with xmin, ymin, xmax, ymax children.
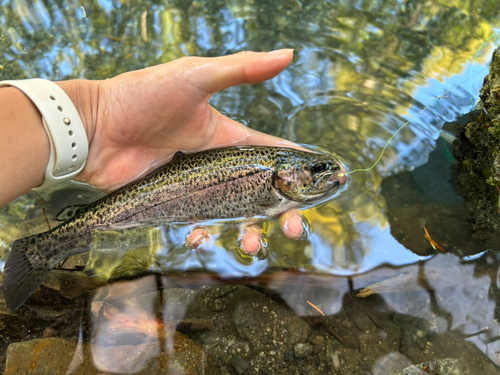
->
<box><xmin>77</xmin><ymin>50</ymin><xmax>299</xmax><ymax>190</ymax></box>
<box><xmin>65</xmin><ymin>50</ymin><xmax>308</xmax><ymax>253</ymax></box>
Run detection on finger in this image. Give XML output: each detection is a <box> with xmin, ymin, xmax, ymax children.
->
<box><xmin>279</xmin><ymin>210</ymin><xmax>305</xmax><ymax>240</ymax></box>
<box><xmin>240</xmin><ymin>225</ymin><xmax>263</xmax><ymax>254</ymax></box>
<box><xmin>186</xmin><ymin>227</ymin><xmax>210</xmax><ymax>249</ymax></box>
<box><xmin>192</xmin><ymin>50</ymin><xmax>294</xmax><ymax>94</ymax></box>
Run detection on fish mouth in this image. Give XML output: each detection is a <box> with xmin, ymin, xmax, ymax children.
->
<box><xmin>316</xmin><ymin>165</ymin><xmax>346</xmax><ymax>190</ymax></box>
<box><xmin>308</xmin><ymin>169</ymin><xmax>343</xmax><ymax>199</ymax></box>
<box><xmin>324</xmin><ymin>175</ymin><xmax>340</xmax><ymax>191</ymax></box>
<box><xmin>333</xmin><ymin>165</ymin><xmax>347</xmax><ymax>185</ymax></box>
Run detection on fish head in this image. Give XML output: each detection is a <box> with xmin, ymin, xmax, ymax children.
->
<box><xmin>273</xmin><ymin>150</ymin><xmax>346</xmax><ymax>203</ymax></box>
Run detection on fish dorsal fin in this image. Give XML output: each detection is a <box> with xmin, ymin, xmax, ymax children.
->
<box><xmin>172</xmin><ymin>151</ymin><xmax>186</xmax><ymax>161</ymax></box>
<box><xmin>54</xmin><ymin>205</ymin><xmax>87</xmax><ymax>221</ymax></box>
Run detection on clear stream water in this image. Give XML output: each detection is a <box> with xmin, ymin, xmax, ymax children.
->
<box><xmin>1</xmin><ymin>1</ymin><xmax>500</xmax><ymax>374</ymax></box>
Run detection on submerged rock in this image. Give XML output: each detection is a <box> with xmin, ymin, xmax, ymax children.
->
<box><xmin>93</xmin><ymin>332</ymin><xmax>216</xmax><ymax>374</ymax></box>
<box><xmin>43</xmin><ymin>270</ymin><xmax>105</xmax><ymax>299</ymax></box>
<box><xmin>388</xmin><ymin>358</ymin><xmax>469</xmax><ymax>375</ymax></box>
<box><xmin>4</xmin><ymin>338</ymin><xmax>94</xmax><ymax>375</ymax></box>
<box><xmin>4</xmin><ymin>334</ymin><xmax>216</xmax><ymax>375</ymax></box>
<box><xmin>232</xmin><ymin>289</ymin><xmax>310</xmax><ymax>349</ymax></box>
<box><xmin>230</xmin><ymin>355</ymin><xmax>251</xmax><ymax>374</ymax></box>
<box><xmin>372</xmin><ymin>352</ymin><xmax>413</xmax><ymax>375</ymax></box>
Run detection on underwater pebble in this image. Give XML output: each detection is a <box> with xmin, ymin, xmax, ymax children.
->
<box><xmin>294</xmin><ymin>343</ymin><xmax>313</xmax><ymax>359</ymax></box>
<box><xmin>231</xmin><ymin>355</ymin><xmax>251</xmax><ymax>374</ymax></box>
<box><xmin>310</xmin><ymin>335</ymin><xmax>325</xmax><ymax>354</ymax></box>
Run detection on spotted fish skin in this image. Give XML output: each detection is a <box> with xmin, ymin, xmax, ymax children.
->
<box><xmin>3</xmin><ymin>146</ymin><xmax>344</xmax><ymax>310</ymax></box>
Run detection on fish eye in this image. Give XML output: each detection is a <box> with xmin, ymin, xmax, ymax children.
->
<box><xmin>310</xmin><ymin>162</ymin><xmax>328</xmax><ymax>174</ymax></box>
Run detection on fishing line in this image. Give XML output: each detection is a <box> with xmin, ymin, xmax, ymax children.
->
<box><xmin>338</xmin><ymin>66</ymin><xmax>490</xmax><ymax>178</ymax></box>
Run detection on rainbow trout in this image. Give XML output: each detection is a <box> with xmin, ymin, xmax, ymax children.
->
<box><xmin>3</xmin><ymin>146</ymin><xmax>345</xmax><ymax>310</ymax></box>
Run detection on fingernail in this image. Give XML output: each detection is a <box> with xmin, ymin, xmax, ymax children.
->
<box><xmin>269</xmin><ymin>48</ymin><xmax>294</xmax><ymax>55</ymax></box>
<box><xmin>186</xmin><ymin>228</ymin><xmax>209</xmax><ymax>249</ymax></box>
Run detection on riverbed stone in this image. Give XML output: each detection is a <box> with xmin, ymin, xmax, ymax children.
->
<box><xmin>351</xmin><ymin>310</ymin><xmax>376</xmax><ymax>331</ymax></box>
<box><xmin>4</xmin><ymin>338</ymin><xmax>94</xmax><ymax>375</ymax></box>
<box><xmin>93</xmin><ymin>333</ymin><xmax>216</xmax><ymax>374</ymax></box>
<box><xmin>372</xmin><ymin>352</ymin><xmax>413</xmax><ymax>375</ymax></box>
<box><xmin>310</xmin><ymin>335</ymin><xmax>325</xmax><ymax>354</ymax></box>
<box><xmin>43</xmin><ymin>270</ymin><xmax>104</xmax><ymax>298</ymax></box>
<box><xmin>159</xmin><ymin>288</ymin><xmax>200</xmax><ymax>319</ymax></box>
<box><xmin>4</xmin><ymin>333</ymin><xmax>216</xmax><ymax>375</ymax></box>
<box><xmin>232</xmin><ymin>291</ymin><xmax>309</xmax><ymax>349</ymax></box>
<box><xmin>230</xmin><ymin>355</ymin><xmax>251</xmax><ymax>374</ymax></box>
<box><xmin>197</xmin><ymin>286</ymin><xmax>240</xmax><ymax>312</ymax></box>
<box><xmin>388</xmin><ymin>358</ymin><xmax>468</xmax><ymax>375</ymax></box>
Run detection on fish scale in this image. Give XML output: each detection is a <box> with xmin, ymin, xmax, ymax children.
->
<box><xmin>2</xmin><ymin>146</ymin><xmax>345</xmax><ymax>310</ymax></box>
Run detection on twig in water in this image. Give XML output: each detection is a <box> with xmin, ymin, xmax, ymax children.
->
<box><xmin>307</xmin><ymin>300</ymin><xmax>325</xmax><ymax>316</ymax></box>
<box><xmin>305</xmin><ymin>316</ymin><xmax>344</xmax><ymax>345</ymax></box>
<box><xmin>423</xmin><ymin>227</ymin><xmax>444</xmax><ymax>252</ymax></box>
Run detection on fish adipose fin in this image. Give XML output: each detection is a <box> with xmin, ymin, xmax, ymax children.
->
<box><xmin>2</xmin><ymin>238</ymin><xmax>51</xmax><ymax>311</ymax></box>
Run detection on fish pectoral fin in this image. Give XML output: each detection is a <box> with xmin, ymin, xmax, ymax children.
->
<box><xmin>3</xmin><ymin>238</ymin><xmax>52</xmax><ymax>311</ymax></box>
<box><xmin>54</xmin><ymin>204</ymin><xmax>87</xmax><ymax>221</ymax></box>
<box><xmin>253</xmin><ymin>199</ymin><xmax>281</xmax><ymax>208</ymax></box>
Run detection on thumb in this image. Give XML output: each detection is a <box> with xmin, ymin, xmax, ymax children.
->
<box><xmin>195</xmin><ymin>50</ymin><xmax>294</xmax><ymax>94</ymax></box>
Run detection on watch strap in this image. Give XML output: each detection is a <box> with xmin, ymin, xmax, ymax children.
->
<box><xmin>0</xmin><ymin>79</ymin><xmax>88</xmax><ymax>190</ymax></box>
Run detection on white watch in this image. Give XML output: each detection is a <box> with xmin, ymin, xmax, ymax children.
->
<box><xmin>0</xmin><ymin>78</ymin><xmax>89</xmax><ymax>190</ymax></box>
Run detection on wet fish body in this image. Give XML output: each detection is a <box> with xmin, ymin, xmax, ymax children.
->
<box><xmin>3</xmin><ymin>146</ymin><xmax>344</xmax><ymax>310</ymax></box>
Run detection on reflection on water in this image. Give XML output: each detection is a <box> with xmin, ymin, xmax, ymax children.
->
<box><xmin>1</xmin><ymin>0</ymin><xmax>500</xmax><ymax>373</ymax></box>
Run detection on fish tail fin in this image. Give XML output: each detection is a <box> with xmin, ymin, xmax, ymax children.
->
<box><xmin>2</xmin><ymin>237</ymin><xmax>51</xmax><ymax>311</ymax></box>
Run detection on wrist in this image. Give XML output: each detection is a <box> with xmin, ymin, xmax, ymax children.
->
<box><xmin>55</xmin><ymin>79</ymin><xmax>100</xmax><ymax>147</ymax></box>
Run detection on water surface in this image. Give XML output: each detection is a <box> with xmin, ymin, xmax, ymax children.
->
<box><xmin>1</xmin><ymin>0</ymin><xmax>500</xmax><ymax>374</ymax></box>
